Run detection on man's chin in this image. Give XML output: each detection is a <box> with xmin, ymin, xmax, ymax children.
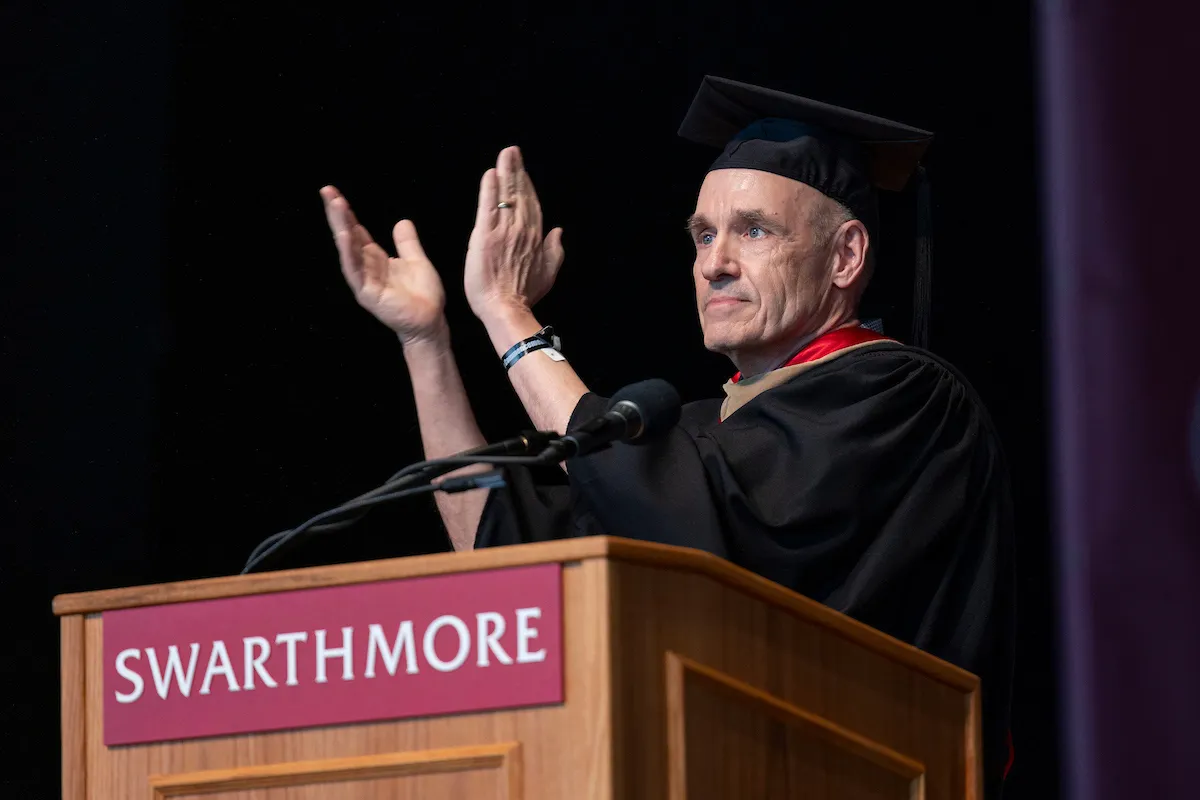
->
<box><xmin>702</xmin><ymin>334</ymin><xmax>743</xmax><ymax>359</ymax></box>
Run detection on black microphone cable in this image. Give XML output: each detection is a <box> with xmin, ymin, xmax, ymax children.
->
<box><xmin>240</xmin><ymin>451</ymin><xmax>559</xmax><ymax>574</ymax></box>
<box><xmin>240</xmin><ymin>431</ymin><xmax>558</xmax><ymax>573</ymax></box>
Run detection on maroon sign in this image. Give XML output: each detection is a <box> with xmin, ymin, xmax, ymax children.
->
<box><xmin>103</xmin><ymin>564</ymin><xmax>563</xmax><ymax>746</ymax></box>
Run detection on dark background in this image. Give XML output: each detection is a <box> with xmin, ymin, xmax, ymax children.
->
<box><xmin>3</xmin><ymin>1</ymin><xmax>1056</xmax><ymax>795</ymax></box>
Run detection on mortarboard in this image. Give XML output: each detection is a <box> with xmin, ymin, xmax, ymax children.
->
<box><xmin>678</xmin><ymin>75</ymin><xmax>934</xmax><ymax>348</ymax></box>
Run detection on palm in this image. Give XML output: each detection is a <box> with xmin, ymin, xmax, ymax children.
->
<box><xmin>361</xmin><ymin>248</ymin><xmax>445</xmax><ymax>335</ymax></box>
<box><xmin>321</xmin><ymin>186</ymin><xmax>446</xmax><ymax>341</ymax></box>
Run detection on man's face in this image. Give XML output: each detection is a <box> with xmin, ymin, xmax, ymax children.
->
<box><xmin>688</xmin><ymin>169</ymin><xmax>834</xmax><ymax>364</ymax></box>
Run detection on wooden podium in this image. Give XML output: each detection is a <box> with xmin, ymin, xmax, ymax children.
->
<box><xmin>54</xmin><ymin>537</ymin><xmax>982</xmax><ymax>799</ymax></box>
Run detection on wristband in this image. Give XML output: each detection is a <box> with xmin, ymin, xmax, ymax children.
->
<box><xmin>502</xmin><ymin>326</ymin><xmax>563</xmax><ymax>370</ymax></box>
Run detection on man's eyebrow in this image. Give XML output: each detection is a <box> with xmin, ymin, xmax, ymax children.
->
<box><xmin>733</xmin><ymin>208</ymin><xmax>785</xmax><ymax>231</ymax></box>
<box><xmin>684</xmin><ymin>209</ymin><xmax>787</xmax><ymax>233</ymax></box>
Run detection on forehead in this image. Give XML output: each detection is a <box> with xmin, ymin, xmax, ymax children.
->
<box><xmin>694</xmin><ymin>169</ymin><xmax>821</xmax><ymax>220</ymax></box>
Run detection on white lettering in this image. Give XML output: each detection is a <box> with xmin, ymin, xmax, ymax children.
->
<box><xmin>242</xmin><ymin>636</ymin><xmax>277</xmax><ymax>690</ymax></box>
<box><xmin>365</xmin><ymin>622</ymin><xmax>418</xmax><ymax>678</ymax></box>
<box><xmin>516</xmin><ymin>607</ymin><xmax>546</xmax><ymax>663</ymax></box>
<box><xmin>275</xmin><ymin>631</ymin><xmax>308</xmax><ymax>686</ymax></box>
<box><xmin>199</xmin><ymin>640</ymin><xmax>240</xmax><ymax>695</ymax></box>
<box><xmin>476</xmin><ymin>612</ymin><xmax>513</xmax><ymax>667</ymax></box>
<box><xmin>146</xmin><ymin>643</ymin><xmax>201</xmax><ymax>699</ymax></box>
<box><xmin>315</xmin><ymin>627</ymin><xmax>354</xmax><ymax>683</ymax></box>
<box><xmin>423</xmin><ymin>615</ymin><xmax>470</xmax><ymax>672</ymax></box>
<box><xmin>114</xmin><ymin>648</ymin><xmax>144</xmax><ymax>703</ymax></box>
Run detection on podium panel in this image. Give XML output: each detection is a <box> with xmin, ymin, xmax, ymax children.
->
<box><xmin>605</xmin><ymin>559</ymin><xmax>976</xmax><ymax>799</ymax></box>
<box><xmin>668</xmin><ymin>654</ymin><xmax>921</xmax><ymax>800</ymax></box>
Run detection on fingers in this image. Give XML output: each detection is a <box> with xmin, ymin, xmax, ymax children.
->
<box><xmin>496</xmin><ymin>147</ymin><xmax>520</xmax><ymax>212</ymax></box>
<box><xmin>516</xmin><ymin>167</ymin><xmax>543</xmax><ymax>231</ymax></box>
<box><xmin>319</xmin><ymin>184</ymin><xmax>341</xmax><ymax>212</ymax></box>
<box><xmin>321</xmin><ymin>186</ymin><xmax>378</xmax><ymax>251</ymax></box>
<box><xmin>474</xmin><ymin>168</ymin><xmax>499</xmax><ymax>232</ymax></box>
<box><xmin>322</xmin><ymin>186</ymin><xmax>365</xmax><ymax>293</ymax></box>
<box><xmin>321</xmin><ymin>185</ymin><xmax>350</xmax><ymax>238</ymax></box>
<box><xmin>335</xmin><ymin>236</ymin><xmax>362</xmax><ymax>293</ymax></box>
<box><xmin>320</xmin><ymin>186</ymin><xmax>391</xmax><ymax>296</ymax></box>
<box><xmin>542</xmin><ymin>227</ymin><xmax>565</xmax><ymax>273</ymax></box>
<box><xmin>392</xmin><ymin>219</ymin><xmax>428</xmax><ymax>263</ymax></box>
<box><xmin>495</xmin><ymin>146</ymin><xmax>543</xmax><ymax>233</ymax></box>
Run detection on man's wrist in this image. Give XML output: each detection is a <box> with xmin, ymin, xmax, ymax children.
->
<box><xmin>479</xmin><ymin>305</ymin><xmax>543</xmax><ymax>358</ymax></box>
<box><xmin>399</xmin><ymin>318</ymin><xmax>452</xmax><ymax>360</ymax></box>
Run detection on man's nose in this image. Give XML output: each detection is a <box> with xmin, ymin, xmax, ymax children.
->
<box><xmin>699</xmin><ymin>233</ymin><xmax>740</xmax><ymax>283</ymax></box>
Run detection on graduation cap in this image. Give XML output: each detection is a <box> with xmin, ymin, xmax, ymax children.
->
<box><xmin>678</xmin><ymin>76</ymin><xmax>934</xmax><ymax>348</ymax></box>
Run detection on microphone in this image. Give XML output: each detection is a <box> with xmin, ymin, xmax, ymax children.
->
<box><xmin>544</xmin><ymin>379</ymin><xmax>681</xmax><ymax>459</ymax></box>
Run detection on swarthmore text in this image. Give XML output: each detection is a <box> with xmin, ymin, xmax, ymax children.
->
<box><xmin>112</xmin><ymin>607</ymin><xmax>546</xmax><ymax>704</ymax></box>
<box><xmin>102</xmin><ymin>564</ymin><xmax>563</xmax><ymax>745</ymax></box>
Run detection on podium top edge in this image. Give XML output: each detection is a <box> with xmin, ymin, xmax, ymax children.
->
<box><xmin>52</xmin><ymin>536</ymin><xmax>616</xmax><ymax>616</ymax></box>
<box><xmin>51</xmin><ymin>535</ymin><xmax>978</xmax><ymax>693</ymax></box>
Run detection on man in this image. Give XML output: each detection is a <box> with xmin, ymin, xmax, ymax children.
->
<box><xmin>321</xmin><ymin>76</ymin><xmax>1014</xmax><ymax>796</ymax></box>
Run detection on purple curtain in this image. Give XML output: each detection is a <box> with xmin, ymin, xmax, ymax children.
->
<box><xmin>1040</xmin><ymin>2</ymin><xmax>1200</xmax><ymax>798</ymax></box>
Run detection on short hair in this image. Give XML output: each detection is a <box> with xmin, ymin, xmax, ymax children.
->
<box><xmin>808</xmin><ymin>194</ymin><xmax>876</xmax><ymax>283</ymax></box>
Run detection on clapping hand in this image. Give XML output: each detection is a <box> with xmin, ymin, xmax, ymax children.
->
<box><xmin>464</xmin><ymin>146</ymin><xmax>565</xmax><ymax>326</ymax></box>
<box><xmin>321</xmin><ymin>185</ymin><xmax>447</xmax><ymax>345</ymax></box>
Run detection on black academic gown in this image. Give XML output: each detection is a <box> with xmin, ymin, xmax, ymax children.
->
<box><xmin>476</xmin><ymin>342</ymin><xmax>1016</xmax><ymax>798</ymax></box>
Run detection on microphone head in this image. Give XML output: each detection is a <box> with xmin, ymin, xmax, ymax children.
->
<box><xmin>609</xmin><ymin>379</ymin><xmax>682</xmax><ymax>443</ymax></box>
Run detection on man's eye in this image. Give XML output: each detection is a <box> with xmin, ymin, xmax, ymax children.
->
<box><xmin>748</xmin><ymin>226</ymin><xmax>766</xmax><ymax>239</ymax></box>
<box><xmin>700</xmin><ymin>232</ymin><xmax>715</xmax><ymax>246</ymax></box>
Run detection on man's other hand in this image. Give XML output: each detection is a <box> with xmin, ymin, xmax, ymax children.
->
<box><xmin>464</xmin><ymin>146</ymin><xmax>565</xmax><ymax>326</ymax></box>
<box><xmin>321</xmin><ymin>186</ymin><xmax>447</xmax><ymax>346</ymax></box>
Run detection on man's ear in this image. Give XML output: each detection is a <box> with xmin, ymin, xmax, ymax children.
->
<box><xmin>830</xmin><ymin>219</ymin><xmax>870</xmax><ymax>290</ymax></box>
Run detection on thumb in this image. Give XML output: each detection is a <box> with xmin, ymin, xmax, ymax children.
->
<box><xmin>542</xmin><ymin>227</ymin><xmax>565</xmax><ymax>272</ymax></box>
<box><xmin>392</xmin><ymin>219</ymin><xmax>428</xmax><ymax>262</ymax></box>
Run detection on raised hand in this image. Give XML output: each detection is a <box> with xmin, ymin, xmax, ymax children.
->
<box><xmin>463</xmin><ymin>146</ymin><xmax>565</xmax><ymax>325</ymax></box>
<box><xmin>321</xmin><ymin>185</ymin><xmax>447</xmax><ymax>345</ymax></box>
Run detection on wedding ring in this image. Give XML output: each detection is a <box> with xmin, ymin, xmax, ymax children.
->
<box><xmin>497</xmin><ymin>201</ymin><xmax>514</xmax><ymax>209</ymax></box>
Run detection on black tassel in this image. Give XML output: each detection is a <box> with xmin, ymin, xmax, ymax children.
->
<box><xmin>912</xmin><ymin>165</ymin><xmax>932</xmax><ymax>349</ymax></box>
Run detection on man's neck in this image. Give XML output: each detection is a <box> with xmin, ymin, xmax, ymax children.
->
<box><xmin>733</xmin><ymin>317</ymin><xmax>860</xmax><ymax>379</ymax></box>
